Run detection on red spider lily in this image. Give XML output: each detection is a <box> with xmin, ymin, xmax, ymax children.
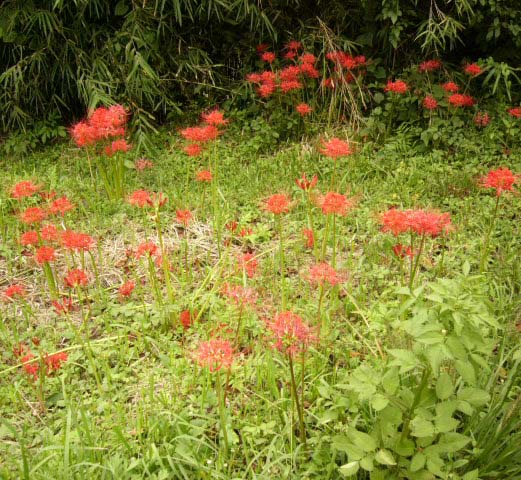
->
<box><xmin>382</xmin><ymin>208</ymin><xmax>452</xmax><ymax>237</ymax></box>
<box><xmin>393</xmin><ymin>244</ymin><xmax>415</xmax><ymax>258</ymax></box>
<box><xmin>442</xmin><ymin>81</ymin><xmax>459</xmax><ymax>93</ymax></box>
<box><xmin>49</xmin><ymin>197</ymin><xmax>75</xmax><ymax>216</ymax></box>
<box><xmin>464</xmin><ymin>63</ymin><xmax>482</xmax><ymax>76</ymax></box>
<box><xmin>40</xmin><ymin>224</ymin><xmax>58</xmax><ymax>242</ymax></box>
<box><xmin>20</xmin><ymin>231</ymin><xmax>39</xmax><ymax>246</ymax></box>
<box><xmin>44</xmin><ymin>352</ymin><xmax>68</xmax><ymax>372</ymax></box>
<box><xmin>419</xmin><ymin>59</ymin><xmax>442</xmax><ymax>72</ymax></box>
<box><xmin>266</xmin><ymin>311</ymin><xmax>315</xmax><ymax>357</ymax></box>
<box><xmin>239</xmin><ymin>227</ymin><xmax>252</xmax><ymax>237</ymax></box>
<box><xmin>201</xmin><ymin>109</ymin><xmax>228</xmax><ymax>126</ymax></box>
<box><xmin>306</xmin><ymin>262</ymin><xmax>344</xmax><ymax>287</ymax></box>
<box><xmin>221</xmin><ymin>283</ymin><xmax>258</xmax><ymax>307</ymax></box>
<box><xmin>384</xmin><ymin>80</ymin><xmax>408</xmax><ymax>94</ymax></box>
<box><xmin>296</xmin><ymin>103</ymin><xmax>312</xmax><ymax>116</ymax></box>
<box><xmin>326</xmin><ymin>51</ymin><xmax>365</xmax><ymax>70</ymax></box>
<box><xmin>135</xmin><ymin>158</ymin><xmax>154</xmax><ymax>171</ymax></box>
<box><xmin>135</xmin><ymin>241</ymin><xmax>159</xmax><ymax>259</ymax></box>
<box><xmin>320</xmin><ymin>138</ymin><xmax>353</xmax><ymax>159</ymax></box>
<box><xmin>318</xmin><ymin>192</ymin><xmax>355</xmax><ymax>216</ymax></box>
<box><xmin>261</xmin><ymin>52</ymin><xmax>276</xmax><ymax>63</ymax></box>
<box><xmin>183</xmin><ymin>143</ymin><xmax>203</xmax><ymax>157</ymax></box>
<box><xmin>300</xmin><ymin>53</ymin><xmax>316</xmax><ymax>64</ymax></box>
<box><xmin>246</xmin><ymin>72</ymin><xmax>263</xmax><ymax>83</ymax></box>
<box><xmin>299</xmin><ymin>61</ymin><xmax>319</xmax><ymax>78</ymax></box>
<box><xmin>20</xmin><ymin>207</ymin><xmax>48</xmax><ymax>224</ymax></box>
<box><xmin>237</xmin><ymin>253</ymin><xmax>258</xmax><ymax>278</ymax></box>
<box><xmin>88</xmin><ymin>105</ymin><xmax>127</xmax><ymax>136</ymax></box>
<box><xmin>150</xmin><ymin>192</ymin><xmax>168</xmax><ymax>208</ymax></box>
<box><xmin>507</xmin><ymin>107</ymin><xmax>521</xmax><ymax>118</ymax></box>
<box><xmin>64</xmin><ymin>269</ymin><xmax>89</xmax><ymax>288</ymax></box>
<box><xmin>4</xmin><ymin>284</ymin><xmax>27</xmax><ymax>299</ymax></box>
<box><xmin>35</xmin><ymin>246</ymin><xmax>56</xmax><ymax>264</ymax></box>
<box><xmin>480</xmin><ymin>168</ymin><xmax>518</xmax><ymax>196</ymax></box>
<box><xmin>280</xmin><ymin>80</ymin><xmax>302</xmax><ymax>93</ymax></box>
<box><xmin>474</xmin><ymin>111</ymin><xmax>490</xmax><ymax>127</ymax></box>
<box><xmin>284</xmin><ymin>50</ymin><xmax>297</xmax><ymax>60</ymax></box>
<box><xmin>285</xmin><ymin>40</ymin><xmax>302</xmax><ymax>51</ymax></box>
<box><xmin>176</xmin><ymin>209</ymin><xmax>193</xmax><ymax>226</ymax></box>
<box><xmin>322</xmin><ymin>78</ymin><xmax>335</xmax><ymax>89</ymax></box>
<box><xmin>104</xmin><ymin>139</ymin><xmax>131</xmax><ymax>156</ymax></box>
<box><xmin>280</xmin><ymin>66</ymin><xmax>301</xmax><ymax>81</ymax></box>
<box><xmin>448</xmin><ymin>93</ymin><xmax>475</xmax><ymax>107</ymax></box>
<box><xmin>52</xmin><ymin>297</ymin><xmax>75</xmax><ymax>315</ymax></box>
<box><xmin>264</xmin><ymin>193</ymin><xmax>292</xmax><ymax>215</ymax></box>
<box><xmin>180</xmin><ymin>125</ymin><xmax>220</xmax><ymax>143</ymax></box>
<box><xmin>128</xmin><ymin>190</ymin><xmax>153</xmax><ymax>208</ymax></box>
<box><xmin>13</xmin><ymin>343</ymin><xmax>29</xmax><ymax>357</ymax></box>
<box><xmin>60</xmin><ymin>231</ymin><xmax>94</xmax><ymax>252</ymax></box>
<box><xmin>423</xmin><ymin>95</ymin><xmax>438</xmax><ymax>110</ymax></box>
<box><xmin>180</xmin><ymin>309</ymin><xmax>198</xmax><ymax>329</ymax></box>
<box><xmin>10</xmin><ymin>181</ymin><xmax>40</xmax><ymax>199</ymax></box>
<box><xmin>196</xmin><ymin>170</ymin><xmax>213</xmax><ymax>182</ymax></box>
<box><xmin>302</xmin><ymin>228</ymin><xmax>314</xmax><ymax>248</ymax></box>
<box><xmin>119</xmin><ymin>280</ymin><xmax>135</xmax><ymax>298</ymax></box>
<box><xmin>258</xmin><ymin>83</ymin><xmax>277</xmax><ymax>98</ymax></box>
<box><xmin>21</xmin><ymin>353</ymin><xmax>39</xmax><ymax>379</ymax></box>
<box><xmin>256</xmin><ymin>43</ymin><xmax>269</xmax><ymax>53</ymax></box>
<box><xmin>70</xmin><ymin>121</ymin><xmax>98</xmax><ymax>147</ymax></box>
<box><xmin>195</xmin><ymin>339</ymin><xmax>234</xmax><ymax>372</ymax></box>
<box><xmin>226</xmin><ymin>221</ymin><xmax>238</xmax><ymax>233</ymax></box>
<box><xmin>39</xmin><ymin>190</ymin><xmax>57</xmax><ymax>201</ymax></box>
<box><xmin>295</xmin><ymin>173</ymin><xmax>318</xmax><ymax>191</ymax></box>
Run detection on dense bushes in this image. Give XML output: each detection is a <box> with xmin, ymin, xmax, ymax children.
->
<box><xmin>1</xmin><ymin>0</ymin><xmax>521</xmax><ymax>136</ymax></box>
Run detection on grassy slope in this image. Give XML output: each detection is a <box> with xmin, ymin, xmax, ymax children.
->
<box><xmin>0</xmin><ymin>126</ymin><xmax>519</xmax><ymax>479</ymax></box>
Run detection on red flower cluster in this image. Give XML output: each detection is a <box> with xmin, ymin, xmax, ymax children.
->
<box><xmin>196</xmin><ymin>169</ymin><xmax>213</xmax><ymax>183</ymax></box>
<box><xmin>464</xmin><ymin>63</ymin><xmax>482</xmax><ymax>76</ymax></box>
<box><xmin>180</xmin><ymin>309</ymin><xmax>198</xmax><ymax>329</ymax></box>
<box><xmin>295</xmin><ymin>173</ymin><xmax>318</xmax><ymax>191</ymax></box>
<box><xmin>64</xmin><ymin>269</ymin><xmax>89</xmax><ymax>288</ymax></box>
<box><xmin>60</xmin><ymin>230</ymin><xmax>95</xmax><ymax>252</ymax></box>
<box><xmin>70</xmin><ymin>104</ymin><xmax>128</xmax><ymax>148</ymax></box>
<box><xmin>195</xmin><ymin>339</ymin><xmax>234</xmax><ymax>372</ymax></box>
<box><xmin>19</xmin><ymin>351</ymin><xmax>68</xmax><ymax>380</ymax></box>
<box><xmin>11</xmin><ymin>181</ymin><xmax>40</xmax><ymax>199</ymax></box>
<box><xmin>119</xmin><ymin>280</ymin><xmax>135</xmax><ymax>298</ymax></box>
<box><xmin>180</xmin><ymin>108</ymin><xmax>228</xmax><ymax>156</ymax></box>
<box><xmin>135</xmin><ymin>158</ymin><xmax>154</xmax><ymax>171</ymax></box>
<box><xmin>419</xmin><ymin>59</ymin><xmax>442</xmax><ymax>73</ymax></box>
<box><xmin>442</xmin><ymin>81</ymin><xmax>459</xmax><ymax>93</ymax></box>
<box><xmin>480</xmin><ymin>168</ymin><xmax>518</xmax><ymax>196</ymax></box>
<box><xmin>266</xmin><ymin>311</ymin><xmax>315</xmax><ymax>357</ymax></box>
<box><xmin>302</xmin><ymin>228</ymin><xmax>314</xmax><ymax>248</ymax></box>
<box><xmin>35</xmin><ymin>246</ymin><xmax>56</xmax><ymax>264</ymax></box>
<box><xmin>307</xmin><ymin>262</ymin><xmax>344</xmax><ymax>287</ymax></box>
<box><xmin>49</xmin><ymin>197</ymin><xmax>75</xmax><ymax>216</ymax></box>
<box><xmin>221</xmin><ymin>283</ymin><xmax>258</xmax><ymax>307</ymax></box>
<box><xmin>237</xmin><ymin>253</ymin><xmax>259</xmax><ymax>278</ymax></box>
<box><xmin>176</xmin><ymin>209</ymin><xmax>193</xmax><ymax>226</ymax></box>
<box><xmin>393</xmin><ymin>244</ymin><xmax>414</xmax><ymax>258</ymax></box>
<box><xmin>296</xmin><ymin>103</ymin><xmax>312</xmax><ymax>116</ymax></box>
<box><xmin>20</xmin><ymin>207</ymin><xmax>48</xmax><ymax>224</ymax></box>
<box><xmin>4</xmin><ymin>283</ymin><xmax>27</xmax><ymax>300</ymax></box>
<box><xmin>264</xmin><ymin>193</ymin><xmax>292</xmax><ymax>215</ymax></box>
<box><xmin>318</xmin><ymin>192</ymin><xmax>355</xmax><ymax>216</ymax></box>
<box><xmin>135</xmin><ymin>241</ymin><xmax>159</xmax><ymax>259</ymax></box>
<box><xmin>320</xmin><ymin>138</ymin><xmax>353</xmax><ymax>159</ymax></box>
<box><xmin>384</xmin><ymin>80</ymin><xmax>408</xmax><ymax>94</ymax></box>
<box><xmin>448</xmin><ymin>93</ymin><xmax>475</xmax><ymax>107</ymax></box>
<box><xmin>423</xmin><ymin>95</ymin><xmax>438</xmax><ymax>110</ymax></box>
<box><xmin>474</xmin><ymin>111</ymin><xmax>490</xmax><ymax>127</ymax></box>
<box><xmin>507</xmin><ymin>107</ymin><xmax>521</xmax><ymax>118</ymax></box>
<box><xmin>381</xmin><ymin>208</ymin><xmax>452</xmax><ymax>237</ymax></box>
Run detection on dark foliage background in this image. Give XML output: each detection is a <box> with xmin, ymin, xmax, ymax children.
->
<box><xmin>1</xmin><ymin>0</ymin><xmax>521</xmax><ymax>135</ymax></box>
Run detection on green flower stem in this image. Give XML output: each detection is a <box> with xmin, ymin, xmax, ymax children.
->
<box><xmin>288</xmin><ymin>354</ymin><xmax>306</xmax><ymax>444</ymax></box>
<box><xmin>480</xmin><ymin>195</ymin><xmax>501</xmax><ymax>273</ymax></box>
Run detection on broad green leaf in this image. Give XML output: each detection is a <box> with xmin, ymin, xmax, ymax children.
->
<box><xmin>455</xmin><ymin>360</ymin><xmax>476</xmax><ymax>385</ymax></box>
<box><xmin>435</xmin><ymin>372</ymin><xmax>454</xmax><ymax>400</ymax></box>
<box><xmin>388</xmin><ymin>349</ymin><xmax>419</xmax><ymax>373</ymax></box>
<box><xmin>371</xmin><ymin>394</ymin><xmax>389</xmax><ymax>411</ymax></box>
<box><xmin>462</xmin><ymin>469</ymin><xmax>479</xmax><ymax>480</ymax></box>
<box><xmin>410</xmin><ymin>453</ymin><xmax>426</xmax><ymax>472</ymax></box>
<box><xmin>410</xmin><ymin>416</ymin><xmax>434</xmax><ymax>437</ymax></box>
<box><xmin>360</xmin><ymin>455</ymin><xmax>374</xmax><ymax>472</ymax></box>
<box><xmin>457</xmin><ymin>388</ymin><xmax>490</xmax><ymax>406</ymax></box>
<box><xmin>339</xmin><ymin>461</ymin><xmax>359</xmax><ymax>477</ymax></box>
<box><xmin>382</xmin><ymin>368</ymin><xmax>400</xmax><ymax>394</ymax></box>
<box><xmin>434</xmin><ymin>415</ymin><xmax>459</xmax><ymax>433</ymax></box>
<box><xmin>375</xmin><ymin>449</ymin><xmax>396</xmax><ymax>466</ymax></box>
<box><xmin>437</xmin><ymin>432</ymin><xmax>470</xmax><ymax>453</ymax></box>
<box><xmin>348</xmin><ymin>429</ymin><xmax>377</xmax><ymax>452</ymax></box>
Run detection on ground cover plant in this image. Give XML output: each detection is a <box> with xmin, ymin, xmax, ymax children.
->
<box><xmin>1</xmin><ymin>43</ymin><xmax>521</xmax><ymax>480</ymax></box>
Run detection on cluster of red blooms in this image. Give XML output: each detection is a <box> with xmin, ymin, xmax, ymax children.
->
<box><xmin>64</xmin><ymin>269</ymin><xmax>89</xmax><ymax>288</ymax></box>
<box><xmin>480</xmin><ymin>167</ymin><xmax>518</xmax><ymax>196</ymax></box>
<box><xmin>128</xmin><ymin>190</ymin><xmax>168</xmax><ymax>209</ymax></box>
<box><xmin>180</xmin><ymin>108</ymin><xmax>228</xmax><ymax>158</ymax></box>
<box><xmin>464</xmin><ymin>63</ymin><xmax>482</xmax><ymax>77</ymax></box>
<box><xmin>507</xmin><ymin>107</ymin><xmax>521</xmax><ymax>118</ymax></box>
<box><xmin>448</xmin><ymin>93</ymin><xmax>475</xmax><ymax>108</ymax></box>
<box><xmin>180</xmin><ymin>309</ymin><xmax>198</xmax><ymax>329</ymax></box>
<box><xmin>306</xmin><ymin>262</ymin><xmax>344</xmax><ymax>287</ymax></box>
<box><xmin>176</xmin><ymin>209</ymin><xmax>193</xmax><ymax>226</ymax></box>
<box><xmin>70</xmin><ymin>105</ymin><xmax>130</xmax><ymax>155</ymax></box>
<box><xmin>264</xmin><ymin>193</ymin><xmax>292</xmax><ymax>215</ymax></box>
<box><xmin>318</xmin><ymin>192</ymin><xmax>355</xmax><ymax>216</ymax></box>
<box><xmin>381</xmin><ymin>208</ymin><xmax>452</xmax><ymax>237</ymax></box>
<box><xmin>474</xmin><ymin>111</ymin><xmax>490</xmax><ymax>127</ymax></box>
<box><xmin>119</xmin><ymin>280</ymin><xmax>136</xmax><ymax>298</ymax></box>
<box><xmin>323</xmin><ymin>51</ymin><xmax>366</xmax><ymax>88</ymax></box>
<box><xmin>195</xmin><ymin>339</ymin><xmax>234</xmax><ymax>372</ymax></box>
<box><xmin>3</xmin><ymin>283</ymin><xmax>27</xmax><ymax>300</ymax></box>
<box><xmin>384</xmin><ymin>80</ymin><xmax>408</xmax><ymax>94</ymax></box>
<box><xmin>265</xmin><ymin>311</ymin><xmax>315</xmax><ymax>357</ymax></box>
<box><xmin>423</xmin><ymin>95</ymin><xmax>438</xmax><ymax>110</ymax></box>
<box><xmin>320</xmin><ymin>137</ymin><xmax>353</xmax><ymax>159</ymax></box>
<box><xmin>15</xmin><ymin>346</ymin><xmax>68</xmax><ymax>380</ymax></box>
<box><xmin>237</xmin><ymin>253</ymin><xmax>259</xmax><ymax>278</ymax></box>
<box><xmin>419</xmin><ymin>59</ymin><xmax>442</xmax><ymax>73</ymax></box>
<box><xmin>392</xmin><ymin>244</ymin><xmax>415</xmax><ymax>259</ymax></box>
<box><xmin>221</xmin><ymin>283</ymin><xmax>258</xmax><ymax>307</ymax></box>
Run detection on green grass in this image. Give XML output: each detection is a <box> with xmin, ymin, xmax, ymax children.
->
<box><xmin>0</xmin><ymin>125</ymin><xmax>520</xmax><ymax>479</ymax></box>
